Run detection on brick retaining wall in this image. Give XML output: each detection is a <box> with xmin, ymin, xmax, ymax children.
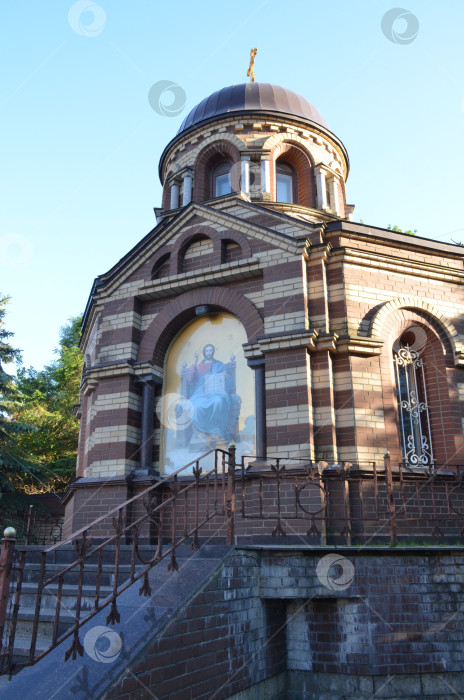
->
<box><xmin>105</xmin><ymin>547</ymin><xmax>464</xmax><ymax>700</ymax></box>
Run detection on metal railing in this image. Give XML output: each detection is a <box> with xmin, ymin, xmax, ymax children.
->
<box><xmin>0</xmin><ymin>505</ymin><xmax>64</xmax><ymax>546</ymax></box>
<box><xmin>0</xmin><ymin>448</ymin><xmax>233</xmax><ymax>676</ymax></box>
<box><xmin>1</xmin><ymin>449</ymin><xmax>464</xmax><ymax>677</ymax></box>
<box><xmin>238</xmin><ymin>455</ymin><xmax>464</xmax><ymax>545</ymax></box>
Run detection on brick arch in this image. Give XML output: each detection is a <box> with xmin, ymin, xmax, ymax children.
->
<box><xmin>261</xmin><ymin>131</ymin><xmax>349</xmax><ymax>181</ymax></box>
<box><xmin>219</xmin><ymin>230</ymin><xmax>252</xmax><ymax>262</ymax></box>
<box><xmin>272</xmin><ymin>141</ymin><xmax>316</xmax><ymax>208</ymax></box>
<box><xmin>193</xmin><ymin>141</ymin><xmax>241</xmax><ymax>202</ymax></box>
<box><xmin>150</xmin><ymin>249</ymin><xmax>172</xmax><ymax>279</ymax></box>
<box><xmin>376</xmin><ymin>308</ymin><xmax>464</xmax><ymax>466</ymax></box>
<box><xmin>138</xmin><ymin>287</ymin><xmax>264</xmax><ymax>365</ymax></box>
<box><xmin>170</xmin><ymin>224</ymin><xmax>253</xmax><ymax>272</ymax></box>
<box><xmin>370</xmin><ymin>296</ymin><xmax>463</xmax><ymax>363</ymax></box>
<box><xmin>188</xmin><ymin>132</ymin><xmax>246</xmax><ymax>164</ymax></box>
<box><xmin>171</xmin><ymin>225</ymin><xmax>222</xmax><ymax>273</ymax></box>
<box><xmin>161</xmin><ymin>132</ymin><xmax>246</xmax><ymax>185</ymax></box>
<box><xmin>262</xmin><ymin>132</ymin><xmax>312</xmax><ymax>152</ymax></box>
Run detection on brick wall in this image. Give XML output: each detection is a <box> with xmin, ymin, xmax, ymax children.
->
<box><xmin>76</xmin><ymin>169</ymin><xmax>464</xmax><ymax>509</ymax></box>
<box><xmin>105</xmin><ymin>548</ymin><xmax>464</xmax><ymax>700</ymax></box>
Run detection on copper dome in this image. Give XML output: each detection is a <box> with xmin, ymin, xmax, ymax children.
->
<box><xmin>177</xmin><ymin>82</ymin><xmax>329</xmax><ymax>134</ymax></box>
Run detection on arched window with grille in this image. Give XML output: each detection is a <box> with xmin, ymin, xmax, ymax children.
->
<box><xmin>393</xmin><ymin>335</ymin><xmax>434</xmax><ymax>468</ymax></box>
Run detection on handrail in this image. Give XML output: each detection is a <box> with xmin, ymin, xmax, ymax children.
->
<box><xmin>2</xmin><ymin>451</ymin><xmax>464</xmax><ymax>677</ymax></box>
<box><xmin>45</xmin><ymin>448</ymin><xmax>223</xmax><ymax>552</ymax></box>
<box><xmin>238</xmin><ymin>455</ymin><xmax>464</xmax><ymax>545</ymax></box>
<box><xmin>0</xmin><ymin>447</ymin><xmax>234</xmax><ymax>676</ymax></box>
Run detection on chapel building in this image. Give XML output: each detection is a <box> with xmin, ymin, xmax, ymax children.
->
<box><xmin>65</xmin><ymin>81</ymin><xmax>464</xmax><ymax>533</ymax></box>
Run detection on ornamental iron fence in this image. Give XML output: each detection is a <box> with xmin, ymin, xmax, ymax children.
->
<box><xmin>1</xmin><ymin>449</ymin><xmax>464</xmax><ymax>678</ymax></box>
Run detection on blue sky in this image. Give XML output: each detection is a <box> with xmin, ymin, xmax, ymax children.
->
<box><xmin>1</xmin><ymin>0</ymin><xmax>463</xmax><ymax>369</ymax></box>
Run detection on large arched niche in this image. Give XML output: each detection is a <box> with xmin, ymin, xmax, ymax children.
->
<box><xmin>160</xmin><ymin>312</ymin><xmax>256</xmax><ymax>474</ymax></box>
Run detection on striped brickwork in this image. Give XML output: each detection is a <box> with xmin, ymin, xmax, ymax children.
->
<box><xmin>68</xmin><ymin>111</ymin><xmax>464</xmax><ymax>534</ymax></box>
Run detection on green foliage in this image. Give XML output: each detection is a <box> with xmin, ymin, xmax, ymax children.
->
<box><xmin>0</xmin><ymin>300</ymin><xmax>84</xmax><ymax>510</ymax></box>
<box><xmin>0</xmin><ymin>296</ymin><xmax>41</xmax><ymax>510</ymax></box>
<box><xmin>387</xmin><ymin>224</ymin><xmax>417</xmax><ymax>236</ymax></box>
<box><xmin>15</xmin><ymin>316</ymin><xmax>83</xmax><ymax>487</ymax></box>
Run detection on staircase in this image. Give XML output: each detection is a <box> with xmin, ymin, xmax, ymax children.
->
<box><xmin>0</xmin><ymin>448</ymin><xmax>234</xmax><ymax>694</ymax></box>
<box><xmin>3</xmin><ymin>544</ymin><xmax>150</xmax><ymax>672</ymax></box>
<box><xmin>0</xmin><ymin>544</ymin><xmax>232</xmax><ymax>699</ymax></box>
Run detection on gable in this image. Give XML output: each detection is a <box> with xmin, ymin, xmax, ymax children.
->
<box><xmin>90</xmin><ymin>200</ymin><xmax>312</xmax><ymax>302</ymax></box>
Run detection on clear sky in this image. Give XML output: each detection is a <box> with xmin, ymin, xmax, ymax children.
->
<box><xmin>1</xmin><ymin>0</ymin><xmax>463</xmax><ymax>369</ymax></box>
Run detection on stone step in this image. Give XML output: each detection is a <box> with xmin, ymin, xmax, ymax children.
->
<box><xmin>5</xmin><ymin>608</ymin><xmax>83</xmax><ymax>642</ymax></box>
<box><xmin>16</xmin><ymin>544</ymin><xmax>162</xmax><ymax>567</ymax></box>
<box><xmin>8</xmin><ymin>582</ymin><xmax>114</xmax><ymax>612</ymax></box>
<box><xmin>18</xmin><ymin>562</ymin><xmax>142</xmax><ymax>588</ymax></box>
<box><xmin>4</xmin><ymin>635</ymin><xmax>51</xmax><ymax>668</ymax></box>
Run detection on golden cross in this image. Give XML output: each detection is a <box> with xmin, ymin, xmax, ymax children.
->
<box><xmin>247</xmin><ymin>48</ymin><xmax>257</xmax><ymax>83</ymax></box>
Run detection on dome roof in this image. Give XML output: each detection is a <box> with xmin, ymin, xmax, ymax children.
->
<box><xmin>177</xmin><ymin>82</ymin><xmax>329</xmax><ymax>134</ymax></box>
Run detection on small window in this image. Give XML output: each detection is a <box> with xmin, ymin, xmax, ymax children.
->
<box><xmin>276</xmin><ymin>162</ymin><xmax>295</xmax><ymax>203</ymax></box>
<box><xmin>212</xmin><ymin>162</ymin><xmax>232</xmax><ymax>197</ymax></box>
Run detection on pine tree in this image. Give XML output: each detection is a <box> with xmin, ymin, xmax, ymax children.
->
<box><xmin>0</xmin><ymin>296</ymin><xmax>39</xmax><ymax>510</ymax></box>
<box><xmin>15</xmin><ymin>316</ymin><xmax>83</xmax><ymax>487</ymax></box>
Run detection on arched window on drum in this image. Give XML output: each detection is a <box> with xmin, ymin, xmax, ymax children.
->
<box><xmin>276</xmin><ymin>161</ymin><xmax>297</xmax><ymax>203</ymax></box>
<box><xmin>393</xmin><ymin>331</ymin><xmax>434</xmax><ymax>469</ymax></box>
<box><xmin>212</xmin><ymin>162</ymin><xmax>232</xmax><ymax>197</ymax></box>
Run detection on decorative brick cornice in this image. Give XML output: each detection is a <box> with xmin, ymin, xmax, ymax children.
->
<box><xmin>82</xmin><ymin>361</ymin><xmax>136</xmax><ymax>381</ymax></box>
<box><xmin>138</xmin><ymin>258</ymin><xmax>261</xmax><ymax>300</ymax></box>
<box><xmin>159</xmin><ymin>113</ymin><xmax>349</xmax><ymax>183</ymax></box>
<box><xmin>132</xmin><ymin>362</ymin><xmax>164</xmax><ymax>382</ymax></box>
<box><xmin>307</xmin><ymin>242</ymin><xmax>332</xmax><ymax>264</ymax></box>
<box><xmin>325</xmin><ymin>221</ymin><xmax>464</xmax><ymax>258</ymax></box>
<box><xmin>329</xmin><ymin>247</ymin><xmax>464</xmax><ymax>283</ymax></box>
<box><xmin>245</xmin><ymin>330</ymin><xmax>383</xmax><ymax>356</ymax></box>
<box><xmin>242</xmin><ymin>342</ymin><xmax>263</xmax><ymax>361</ymax></box>
<box><xmin>82</xmin><ymin>378</ymin><xmax>98</xmax><ymax>396</ymax></box>
<box><xmin>335</xmin><ymin>336</ymin><xmax>384</xmax><ymax>355</ymax></box>
<box><xmin>255</xmin><ymin>330</ymin><xmax>318</xmax><ymax>354</ymax></box>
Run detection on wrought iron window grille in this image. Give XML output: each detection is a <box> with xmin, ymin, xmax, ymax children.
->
<box><xmin>393</xmin><ymin>342</ymin><xmax>434</xmax><ymax>469</ymax></box>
